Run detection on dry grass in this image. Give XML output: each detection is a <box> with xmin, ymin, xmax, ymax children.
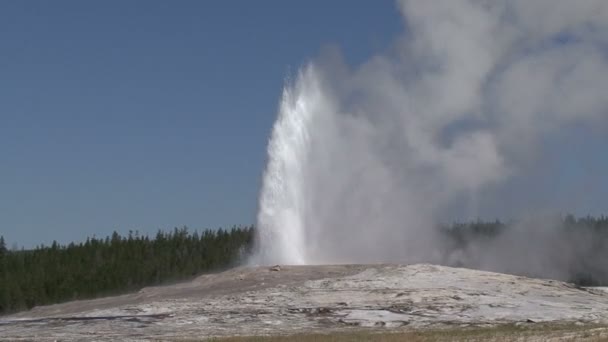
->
<box><xmin>198</xmin><ymin>323</ymin><xmax>608</xmax><ymax>342</ymax></box>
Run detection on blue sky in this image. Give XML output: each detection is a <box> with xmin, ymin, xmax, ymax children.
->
<box><xmin>0</xmin><ymin>1</ymin><xmax>402</xmax><ymax>247</ymax></box>
<box><xmin>2</xmin><ymin>1</ymin><xmax>607</xmax><ymax>248</ymax></box>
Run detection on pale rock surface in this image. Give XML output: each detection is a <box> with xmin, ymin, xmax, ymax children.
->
<box><xmin>1</xmin><ymin>264</ymin><xmax>608</xmax><ymax>341</ymax></box>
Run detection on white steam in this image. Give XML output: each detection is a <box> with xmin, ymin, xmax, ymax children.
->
<box><xmin>254</xmin><ymin>0</ymin><xmax>608</xmax><ymax>267</ymax></box>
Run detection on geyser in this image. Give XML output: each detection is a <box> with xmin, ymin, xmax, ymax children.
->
<box><xmin>254</xmin><ymin>0</ymin><xmax>608</xmax><ymax>268</ymax></box>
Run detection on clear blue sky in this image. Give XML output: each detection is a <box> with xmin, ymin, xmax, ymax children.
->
<box><xmin>0</xmin><ymin>1</ymin><xmax>402</xmax><ymax>247</ymax></box>
<box><xmin>2</xmin><ymin>1</ymin><xmax>607</xmax><ymax>248</ymax></box>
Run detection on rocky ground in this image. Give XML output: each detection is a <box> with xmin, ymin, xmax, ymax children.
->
<box><xmin>1</xmin><ymin>264</ymin><xmax>608</xmax><ymax>341</ymax></box>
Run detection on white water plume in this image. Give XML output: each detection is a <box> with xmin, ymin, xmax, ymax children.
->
<box><xmin>255</xmin><ymin>67</ymin><xmax>328</xmax><ymax>265</ymax></box>
<box><xmin>253</xmin><ymin>0</ymin><xmax>608</xmax><ymax>267</ymax></box>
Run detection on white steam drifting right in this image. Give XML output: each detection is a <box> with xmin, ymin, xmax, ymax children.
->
<box><xmin>254</xmin><ymin>0</ymin><xmax>608</xmax><ymax>269</ymax></box>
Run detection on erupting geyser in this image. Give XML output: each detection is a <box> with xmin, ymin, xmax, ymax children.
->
<box><xmin>255</xmin><ymin>66</ymin><xmax>324</xmax><ymax>265</ymax></box>
<box><xmin>253</xmin><ymin>0</ymin><xmax>608</xmax><ymax>268</ymax></box>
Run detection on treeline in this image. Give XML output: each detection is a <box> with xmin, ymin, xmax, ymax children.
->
<box><xmin>1</xmin><ymin>215</ymin><xmax>608</xmax><ymax>315</ymax></box>
<box><xmin>440</xmin><ymin>215</ymin><xmax>608</xmax><ymax>286</ymax></box>
<box><xmin>0</xmin><ymin>226</ymin><xmax>254</xmax><ymax>315</ymax></box>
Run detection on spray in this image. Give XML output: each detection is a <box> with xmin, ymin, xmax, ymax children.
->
<box><xmin>253</xmin><ymin>0</ymin><xmax>608</xmax><ymax>270</ymax></box>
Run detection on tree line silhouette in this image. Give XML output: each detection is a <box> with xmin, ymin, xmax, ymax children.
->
<box><xmin>440</xmin><ymin>214</ymin><xmax>608</xmax><ymax>286</ymax></box>
<box><xmin>1</xmin><ymin>215</ymin><xmax>607</xmax><ymax>315</ymax></box>
<box><xmin>0</xmin><ymin>226</ymin><xmax>253</xmax><ymax>315</ymax></box>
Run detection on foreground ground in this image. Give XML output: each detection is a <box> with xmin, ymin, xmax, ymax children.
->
<box><xmin>1</xmin><ymin>264</ymin><xmax>608</xmax><ymax>341</ymax></box>
<box><xmin>213</xmin><ymin>324</ymin><xmax>608</xmax><ymax>341</ymax></box>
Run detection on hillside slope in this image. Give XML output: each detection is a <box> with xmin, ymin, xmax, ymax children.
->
<box><xmin>1</xmin><ymin>264</ymin><xmax>608</xmax><ymax>341</ymax></box>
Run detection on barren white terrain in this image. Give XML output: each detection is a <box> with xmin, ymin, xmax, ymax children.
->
<box><xmin>1</xmin><ymin>264</ymin><xmax>608</xmax><ymax>341</ymax></box>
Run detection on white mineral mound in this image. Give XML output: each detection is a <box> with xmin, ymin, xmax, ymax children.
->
<box><xmin>2</xmin><ymin>264</ymin><xmax>608</xmax><ymax>341</ymax></box>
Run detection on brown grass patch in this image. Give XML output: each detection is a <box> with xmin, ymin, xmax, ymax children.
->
<box><xmin>195</xmin><ymin>323</ymin><xmax>608</xmax><ymax>342</ymax></box>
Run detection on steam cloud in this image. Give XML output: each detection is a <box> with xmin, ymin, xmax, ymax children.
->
<box><xmin>253</xmin><ymin>0</ymin><xmax>608</xmax><ymax>277</ymax></box>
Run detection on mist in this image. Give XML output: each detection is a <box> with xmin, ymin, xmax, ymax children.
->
<box><xmin>253</xmin><ymin>0</ymin><xmax>608</xmax><ymax>280</ymax></box>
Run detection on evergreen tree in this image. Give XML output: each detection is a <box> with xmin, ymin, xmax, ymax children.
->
<box><xmin>0</xmin><ymin>236</ymin><xmax>6</xmax><ymax>258</ymax></box>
